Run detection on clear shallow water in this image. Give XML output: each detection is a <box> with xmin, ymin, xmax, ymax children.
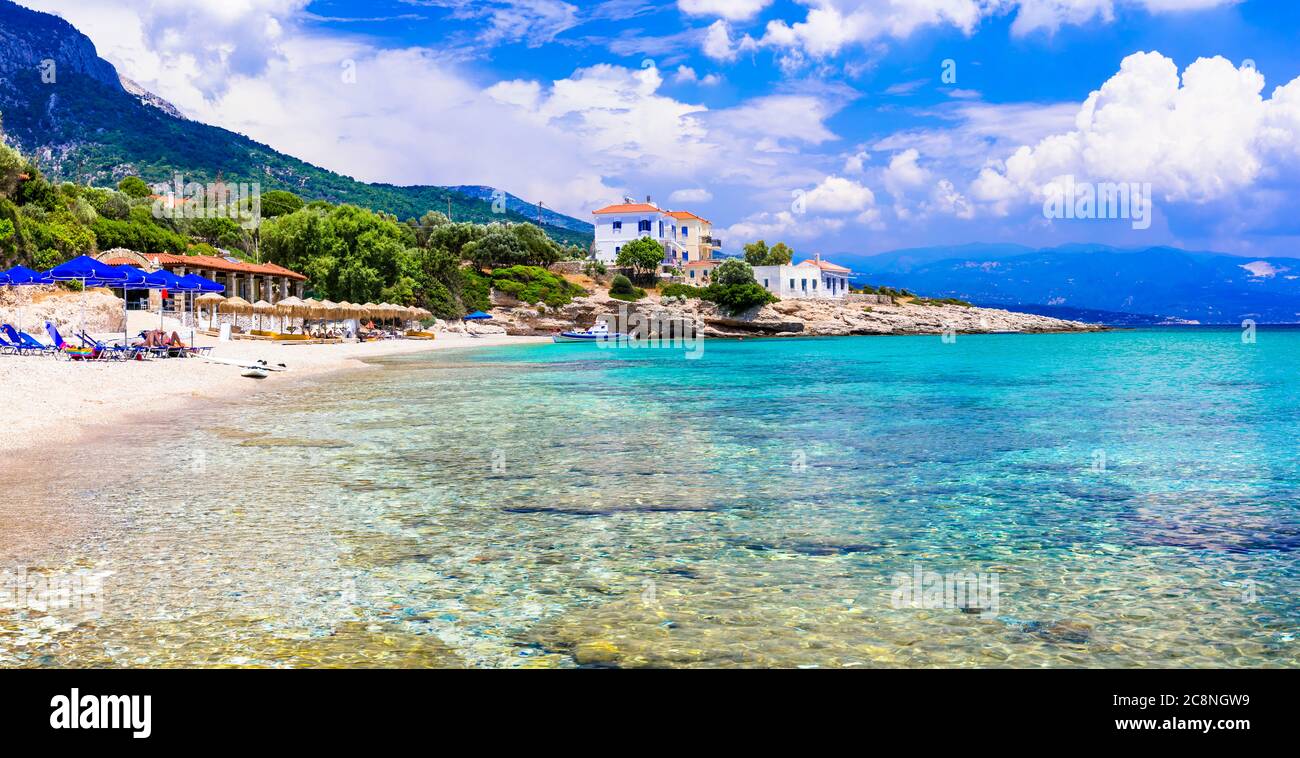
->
<box><xmin>2</xmin><ymin>328</ymin><xmax>1298</xmax><ymax>667</ymax></box>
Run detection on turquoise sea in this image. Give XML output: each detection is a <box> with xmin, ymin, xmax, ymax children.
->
<box><xmin>3</xmin><ymin>328</ymin><xmax>1298</xmax><ymax>667</ymax></box>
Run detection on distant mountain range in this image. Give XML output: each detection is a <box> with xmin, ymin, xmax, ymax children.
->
<box><xmin>838</xmin><ymin>243</ymin><xmax>1300</xmax><ymax>324</ymax></box>
<box><xmin>0</xmin><ymin>0</ymin><xmax>593</xmax><ymax>247</ymax></box>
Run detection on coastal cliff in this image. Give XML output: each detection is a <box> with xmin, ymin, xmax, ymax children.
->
<box><xmin>483</xmin><ymin>288</ymin><xmax>1102</xmax><ymax>338</ymax></box>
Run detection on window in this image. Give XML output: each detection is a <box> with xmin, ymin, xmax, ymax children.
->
<box><xmin>638</xmin><ymin>219</ymin><xmax>651</xmax><ymax>233</ymax></box>
<box><xmin>789</xmin><ymin>278</ymin><xmax>795</xmax><ymax>289</ymax></box>
<box><xmin>615</xmin><ymin>246</ymin><xmax>621</xmax><ymax>255</ymax></box>
<box><xmin>682</xmin><ymin>226</ymin><xmax>689</xmax><ymax>237</ymax></box>
<box><xmin>812</xmin><ymin>280</ymin><xmax>817</xmax><ymax>290</ymax></box>
<box><xmin>658</xmin><ymin>221</ymin><xmax>665</xmax><ymax>237</ymax></box>
<box><xmin>763</xmin><ymin>279</ymin><xmax>769</xmax><ymax>288</ymax></box>
<box><xmin>689</xmin><ymin>270</ymin><xmax>695</xmax><ymax>279</ymax></box>
<box><xmin>801</xmin><ymin>278</ymin><xmax>807</xmax><ymax>290</ymax></box>
<box><xmin>682</xmin><ymin>252</ymin><xmax>689</xmax><ymax>261</ymax></box>
<box><xmin>612</xmin><ymin>220</ymin><xmax>622</xmax><ymax>232</ymax></box>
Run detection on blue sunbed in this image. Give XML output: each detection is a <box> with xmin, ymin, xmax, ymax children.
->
<box><xmin>2</xmin><ymin>324</ymin><xmax>55</xmax><ymax>356</ymax></box>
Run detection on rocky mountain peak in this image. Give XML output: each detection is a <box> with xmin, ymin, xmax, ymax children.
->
<box><xmin>0</xmin><ymin>0</ymin><xmax>121</xmax><ymax>90</ymax></box>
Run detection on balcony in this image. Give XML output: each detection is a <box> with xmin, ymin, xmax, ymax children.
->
<box><xmin>702</xmin><ymin>235</ymin><xmax>722</xmax><ymax>248</ymax></box>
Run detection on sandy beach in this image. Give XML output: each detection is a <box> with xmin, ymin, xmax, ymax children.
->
<box><xmin>0</xmin><ymin>324</ymin><xmax>548</xmax><ymax>455</ymax></box>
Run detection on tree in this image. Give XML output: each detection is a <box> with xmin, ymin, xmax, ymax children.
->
<box><xmin>261</xmin><ymin>190</ymin><xmax>305</xmax><ymax>218</ymax></box>
<box><xmin>0</xmin><ymin>142</ymin><xmax>24</xmax><ymax>199</ymax></box>
<box><xmin>742</xmin><ymin>240</ymin><xmax>769</xmax><ymax>266</ymax></box>
<box><xmin>465</xmin><ymin>226</ymin><xmax>527</xmax><ymax>271</ymax></box>
<box><xmin>117</xmin><ymin>176</ymin><xmax>151</xmax><ymax>199</ymax></box>
<box><xmin>616</xmin><ymin>236</ymin><xmax>663</xmax><ymax>281</ymax></box>
<box><xmin>713</xmin><ymin>258</ymin><xmax>757</xmax><ymax>287</ymax></box>
<box><xmin>743</xmin><ymin>239</ymin><xmax>793</xmax><ymax>265</ymax></box>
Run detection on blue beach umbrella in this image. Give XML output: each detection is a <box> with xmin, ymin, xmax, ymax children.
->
<box><xmin>46</xmin><ymin>256</ymin><xmax>129</xmax><ymax>333</ymax></box>
<box><xmin>137</xmin><ymin>269</ymin><xmax>188</xmax><ymax>333</ymax></box>
<box><xmin>1</xmin><ymin>265</ymin><xmax>54</xmax><ymax>333</ymax></box>
<box><xmin>85</xmin><ymin>266</ymin><xmax>151</xmax><ymax>348</ymax></box>
<box><xmin>463</xmin><ymin>311</ymin><xmax>493</xmax><ymax>320</ymax></box>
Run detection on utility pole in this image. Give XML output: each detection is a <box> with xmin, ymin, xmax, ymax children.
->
<box><xmin>446</xmin><ymin>196</ymin><xmax>452</xmax><ymax>222</ymax></box>
<box><xmin>537</xmin><ymin>201</ymin><xmax>544</xmax><ymax>224</ymax></box>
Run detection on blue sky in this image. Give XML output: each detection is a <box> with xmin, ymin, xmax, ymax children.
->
<box><xmin>20</xmin><ymin>1</ymin><xmax>1300</xmax><ymax>258</ymax></box>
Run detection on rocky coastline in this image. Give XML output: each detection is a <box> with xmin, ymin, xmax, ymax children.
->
<box><xmin>471</xmin><ymin>287</ymin><xmax>1106</xmax><ymax>339</ymax></box>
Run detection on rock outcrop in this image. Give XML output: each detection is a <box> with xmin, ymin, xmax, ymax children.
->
<box><xmin>0</xmin><ymin>285</ymin><xmax>125</xmax><ymax>335</ymax></box>
<box><xmin>481</xmin><ymin>288</ymin><xmax>1103</xmax><ymax>338</ymax></box>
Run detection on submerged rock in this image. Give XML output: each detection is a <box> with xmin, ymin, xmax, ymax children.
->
<box><xmin>1023</xmin><ymin>620</ymin><xmax>1093</xmax><ymax>645</ymax></box>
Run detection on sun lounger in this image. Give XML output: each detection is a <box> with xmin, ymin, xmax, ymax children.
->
<box><xmin>78</xmin><ymin>331</ymin><xmax>140</xmax><ymax>361</ymax></box>
<box><xmin>3</xmin><ymin>324</ymin><xmax>56</xmax><ymax>356</ymax></box>
<box><xmin>47</xmin><ymin>322</ymin><xmax>107</xmax><ymax>361</ymax></box>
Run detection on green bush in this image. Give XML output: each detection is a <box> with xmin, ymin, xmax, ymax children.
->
<box><xmin>712</xmin><ymin>258</ymin><xmax>757</xmax><ymax>287</ymax></box>
<box><xmin>460</xmin><ymin>267</ymin><xmax>493</xmax><ymax>312</ymax></box>
<box><xmin>706</xmin><ymin>282</ymin><xmax>776</xmax><ymax>315</ymax></box>
<box><xmin>913</xmin><ymin>296</ymin><xmax>972</xmax><ymax>307</ymax></box>
<box><xmin>490</xmin><ymin>265</ymin><xmax>586</xmax><ymax>308</ymax></box>
<box><xmin>660</xmin><ymin>283</ymin><xmax>704</xmax><ymax>299</ymax></box>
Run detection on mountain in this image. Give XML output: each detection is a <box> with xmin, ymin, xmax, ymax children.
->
<box><xmin>0</xmin><ymin>0</ymin><xmax>593</xmax><ymax>248</ymax></box>
<box><xmin>831</xmin><ymin>243</ymin><xmax>1036</xmax><ymax>275</ymax></box>
<box><xmin>443</xmin><ymin>185</ymin><xmax>594</xmax><ymax>235</ymax></box>
<box><xmin>847</xmin><ymin>244</ymin><xmax>1300</xmax><ymax>324</ymax></box>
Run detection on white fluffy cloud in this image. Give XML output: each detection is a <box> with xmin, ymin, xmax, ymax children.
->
<box><xmin>760</xmin><ymin>0</ymin><xmax>985</xmax><ymax>57</ymax></box>
<box><xmin>883</xmin><ymin>148</ymin><xmax>930</xmax><ymax>196</ymax></box>
<box><xmin>678</xmin><ymin>0</ymin><xmax>773</xmax><ymax>21</ymax></box>
<box><xmin>669</xmin><ymin>188</ymin><xmax>715</xmax><ymax>203</ymax></box>
<box><xmin>750</xmin><ymin>0</ymin><xmax>1241</xmax><ymax>59</ymax></box>
<box><xmin>702</xmin><ymin>19</ymin><xmax>740</xmax><ymax>61</ymax></box>
<box><xmin>802</xmin><ymin>175</ymin><xmax>876</xmax><ymax>213</ymax></box>
<box><xmin>979</xmin><ymin>52</ymin><xmax>1300</xmax><ymax>206</ymax></box>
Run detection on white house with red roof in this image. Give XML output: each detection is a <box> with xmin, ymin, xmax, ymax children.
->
<box><xmin>591</xmin><ymin>196</ymin><xmax>721</xmax><ymax>272</ymax></box>
<box><xmin>750</xmin><ymin>254</ymin><xmax>854</xmax><ymax>299</ymax></box>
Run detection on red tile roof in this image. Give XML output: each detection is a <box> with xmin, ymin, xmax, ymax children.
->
<box><xmin>149</xmin><ymin>253</ymin><xmax>308</xmax><ymax>281</ymax></box>
<box><xmin>593</xmin><ymin>203</ymin><xmax>660</xmax><ymax>215</ymax></box>
<box><xmin>665</xmin><ymin>210</ymin><xmax>710</xmax><ymax>223</ymax></box>
<box><xmin>684</xmin><ymin>260</ymin><xmax>720</xmax><ymax>267</ymax></box>
<box><xmin>103</xmin><ymin>258</ymin><xmax>138</xmax><ymax>266</ymax></box>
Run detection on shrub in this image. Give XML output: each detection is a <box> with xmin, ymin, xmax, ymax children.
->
<box><xmin>712</xmin><ymin>258</ymin><xmax>757</xmax><ymax>287</ymax></box>
<box><xmin>660</xmin><ymin>283</ymin><xmax>704</xmax><ymax>299</ymax></box>
<box><xmin>491</xmin><ymin>265</ymin><xmax>586</xmax><ymax>308</ymax></box>
<box><xmin>706</xmin><ymin>282</ymin><xmax>776</xmax><ymax>315</ymax></box>
<box><xmin>913</xmin><ymin>296</ymin><xmax>972</xmax><ymax>307</ymax></box>
<box><xmin>610</xmin><ymin>274</ymin><xmax>634</xmax><ymax>294</ymax></box>
<box><xmin>460</xmin><ymin>266</ymin><xmax>492</xmax><ymax>312</ymax></box>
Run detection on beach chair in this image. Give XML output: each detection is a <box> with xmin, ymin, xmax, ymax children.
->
<box><xmin>78</xmin><ymin>331</ymin><xmax>139</xmax><ymax>361</ymax></box>
<box><xmin>0</xmin><ymin>333</ymin><xmax>19</xmax><ymax>355</ymax></box>
<box><xmin>46</xmin><ymin>322</ymin><xmax>103</xmax><ymax>361</ymax></box>
<box><xmin>3</xmin><ymin>324</ymin><xmax>55</xmax><ymax>356</ymax></box>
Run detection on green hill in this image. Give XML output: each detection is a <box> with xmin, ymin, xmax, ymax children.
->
<box><xmin>0</xmin><ymin>0</ymin><xmax>592</xmax><ymax>249</ymax></box>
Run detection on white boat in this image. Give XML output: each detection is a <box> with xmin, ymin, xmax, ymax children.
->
<box><xmin>553</xmin><ymin>322</ymin><xmax>626</xmax><ymax>343</ymax></box>
<box><xmin>241</xmin><ymin>367</ymin><xmax>269</xmax><ymax>379</ymax></box>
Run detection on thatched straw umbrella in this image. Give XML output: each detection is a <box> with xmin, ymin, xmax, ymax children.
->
<box><xmin>195</xmin><ymin>292</ymin><xmax>226</xmax><ymax>331</ymax></box>
<box><xmin>252</xmin><ymin>300</ymin><xmax>275</xmax><ymax>332</ymax></box>
<box><xmin>218</xmin><ymin>296</ymin><xmax>253</xmax><ymax>334</ymax></box>
<box><xmin>276</xmin><ymin>296</ymin><xmax>305</xmax><ymax>333</ymax></box>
